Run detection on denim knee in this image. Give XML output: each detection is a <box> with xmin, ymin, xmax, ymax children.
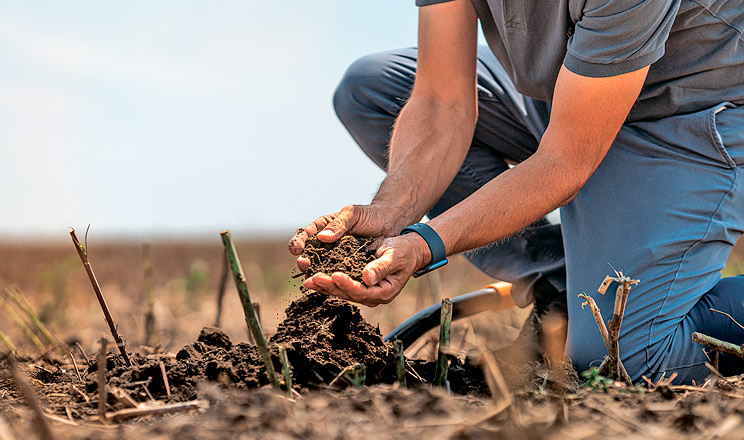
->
<box><xmin>334</xmin><ymin>52</ymin><xmax>388</xmax><ymax>123</ymax></box>
<box><xmin>333</xmin><ymin>50</ymin><xmax>417</xmax><ymax>169</ymax></box>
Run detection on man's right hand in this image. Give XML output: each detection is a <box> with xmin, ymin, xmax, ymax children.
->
<box><xmin>287</xmin><ymin>204</ymin><xmax>397</xmax><ymax>273</ymax></box>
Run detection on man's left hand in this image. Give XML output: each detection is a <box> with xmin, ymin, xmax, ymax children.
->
<box><xmin>303</xmin><ymin>233</ymin><xmax>432</xmax><ymax>307</ymax></box>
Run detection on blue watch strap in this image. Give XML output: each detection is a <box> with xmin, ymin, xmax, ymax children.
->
<box><xmin>400</xmin><ymin>222</ymin><xmax>448</xmax><ymax>277</ymax></box>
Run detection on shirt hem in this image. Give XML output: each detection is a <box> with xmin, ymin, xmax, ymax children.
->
<box><xmin>415</xmin><ymin>0</ymin><xmax>455</xmax><ymax>6</ymax></box>
<box><xmin>563</xmin><ymin>47</ymin><xmax>665</xmax><ymax>78</ymax></box>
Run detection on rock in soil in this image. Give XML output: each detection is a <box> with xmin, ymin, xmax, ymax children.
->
<box><xmin>301</xmin><ymin>235</ymin><xmax>378</xmax><ymax>282</ymax></box>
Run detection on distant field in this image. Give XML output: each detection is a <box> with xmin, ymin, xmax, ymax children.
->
<box><xmin>0</xmin><ymin>236</ymin><xmax>739</xmax><ymax>355</ymax></box>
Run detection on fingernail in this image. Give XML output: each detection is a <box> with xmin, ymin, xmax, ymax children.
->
<box><xmin>318</xmin><ymin>229</ymin><xmax>334</xmax><ymax>238</ymax></box>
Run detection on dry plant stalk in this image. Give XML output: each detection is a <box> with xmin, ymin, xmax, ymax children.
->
<box><xmin>0</xmin><ymin>293</ymin><xmax>46</xmax><ymax>354</ymax></box>
<box><xmin>214</xmin><ymin>254</ymin><xmax>229</xmax><ymax>328</ymax></box>
<box><xmin>0</xmin><ymin>329</ymin><xmax>16</xmax><ymax>354</ymax></box>
<box><xmin>106</xmin><ymin>400</ymin><xmax>201</xmax><ymax>422</ymax></box>
<box><xmin>434</xmin><ymin>299</ymin><xmax>453</xmax><ymax>387</ymax></box>
<box><xmin>220</xmin><ymin>230</ymin><xmax>280</xmax><ymax>390</ymax></box>
<box><xmin>692</xmin><ymin>332</ymin><xmax>744</xmax><ymax>359</ymax></box>
<box><xmin>279</xmin><ymin>345</ymin><xmax>293</xmax><ymax>398</ymax></box>
<box><xmin>393</xmin><ymin>339</ymin><xmax>406</xmax><ymax>387</ymax></box>
<box><xmin>4</xmin><ymin>354</ymin><xmax>57</xmax><ymax>440</ymax></box>
<box><xmin>142</xmin><ymin>244</ymin><xmax>156</xmax><ymax>347</ymax></box>
<box><xmin>578</xmin><ymin>270</ymin><xmax>639</xmax><ymax>384</ymax></box>
<box><xmin>159</xmin><ymin>360</ymin><xmax>172</xmax><ymax>399</ymax></box>
<box><xmin>70</xmin><ymin>228</ymin><xmax>132</xmax><ymax>366</ymax></box>
<box><xmin>97</xmin><ymin>338</ymin><xmax>108</xmax><ymax>422</ymax></box>
<box><xmin>4</xmin><ymin>288</ymin><xmax>70</xmax><ymax>355</ymax></box>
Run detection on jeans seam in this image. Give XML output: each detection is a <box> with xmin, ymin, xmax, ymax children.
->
<box><xmin>644</xmin><ymin>168</ymin><xmax>739</xmax><ymax>372</ymax></box>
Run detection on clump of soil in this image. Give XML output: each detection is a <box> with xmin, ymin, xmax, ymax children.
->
<box><xmin>301</xmin><ymin>235</ymin><xmax>378</xmax><ymax>282</ymax></box>
<box><xmin>271</xmin><ymin>292</ymin><xmax>395</xmax><ymax>386</ymax></box>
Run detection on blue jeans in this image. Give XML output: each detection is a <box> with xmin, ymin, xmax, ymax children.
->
<box><xmin>333</xmin><ymin>47</ymin><xmax>744</xmax><ymax>383</ymax></box>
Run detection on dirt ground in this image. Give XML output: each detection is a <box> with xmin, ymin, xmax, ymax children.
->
<box><xmin>0</xmin><ymin>237</ymin><xmax>743</xmax><ymax>439</ymax></box>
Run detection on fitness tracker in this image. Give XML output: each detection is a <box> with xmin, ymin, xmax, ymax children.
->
<box><xmin>400</xmin><ymin>222</ymin><xmax>448</xmax><ymax>277</ymax></box>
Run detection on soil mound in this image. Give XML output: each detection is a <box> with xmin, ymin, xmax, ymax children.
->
<box><xmin>301</xmin><ymin>235</ymin><xmax>378</xmax><ymax>282</ymax></box>
<box><xmin>270</xmin><ymin>292</ymin><xmax>395</xmax><ymax>386</ymax></box>
<box><xmin>25</xmin><ymin>292</ymin><xmax>488</xmax><ymax>421</ymax></box>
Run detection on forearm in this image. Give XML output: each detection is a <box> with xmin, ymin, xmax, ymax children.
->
<box><xmin>371</xmin><ymin>93</ymin><xmax>476</xmax><ymax>232</ymax></box>
<box><xmin>427</xmin><ymin>146</ymin><xmax>587</xmax><ymax>256</ymax></box>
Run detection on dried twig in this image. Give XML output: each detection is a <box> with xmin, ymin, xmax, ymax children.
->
<box><xmin>0</xmin><ymin>329</ymin><xmax>16</xmax><ymax>354</ymax></box>
<box><xmin>214</xmin><ymin>253</ymin><xmax>230</xmax><ymax>328</ymax></box>
<box><xmin>220</xmin><ymin>230</ymin><xmax>280</xmax><ymax>390</ymax></box>
<box><xmin>4</xmin><ymin>354</ymin><xmax>57</xmax><ymax>440</ymax></box>
<box><xmin>578</xmin><ymin>271</ymin><xmax>638</xmax><ymax>384</ymax></box>
<box><xmin>328</xmin><ymin>364</ymin><xmax>366</xmax><ymax>388</ymax></box>
<box><xmin>69</xmin><ymin>352</ymin><xmax>83</xmax><ymax>382</ymax></box>
<box><xmin>97</xmin><ymin>338</ymin><xmax>108</xmax><ymax>422</ymax></box>
<box><xmin>0</xmin><ymin>294</ymin><xmax>46</xmax><ymax>354</ymax></box>
<box><xmin>393</xmin><ymin>339</ymin><xmax>406</xmax><ymax>387</ymax></box>
<box><xmin>159</xmin><ymin>360</ymin><xmax>171</xmax><ymax>399</ymax></box>
<box><xmin>692</xmin><ymin>332</ymin><xmax>744</xmax><ymax>359</ymax></box>
<box><xmin>4</xmin><ymin>288</ymin><xmax>70</xmax><ymax>355</ymax></box>
<box><xmin>106</xmin><ymin>401</ymin><xmax>202</xmax><ymax>422</ymax></box>
<box><xmin>279</xmin><ymin>345</ymin><xmax>293</xmax><ymax>398</ymax></box>
<box><xmin>434</xmin><ymin>299</ymin><xmax>453</xmax><ymax>387</ymax></box>
<box><xmin>578</xmin><ymin>294</ymin><xmax>611</xmax><ymax>353</ymax></box>
<box><xmin>142</xmin><ymin>244</ymin><xmax>156</xmax><ymax>347</ymax></box>
<box><xmin>75</xmin><ymin>342</ymin><xmax>90</xmax><ymax>364</ymax></box>
<box><xmin>109</xmin><ymin>387</ymin><xmax>138</xmax><ymax>408</ymax></box>
<box><xmin>710</xmin><ymin>308</ymin><xmax>744</xmax><ymax>331</ymax></box>
<box><xmin>70</xmin><ymin>229</ymin><xmax>131</xmax><ymax>366</ymax></box>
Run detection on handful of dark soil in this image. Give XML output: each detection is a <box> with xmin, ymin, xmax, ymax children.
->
<box><xmin>301</xmin><ymin>235</ymin><xmax>378</xmax><ymax>282</ymax></box>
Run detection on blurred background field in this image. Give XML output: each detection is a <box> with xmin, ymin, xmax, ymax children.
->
<box><xmin>0</xmin><ymin>236</ymin><xmax>741</xmax><ymax>359</ymax></box>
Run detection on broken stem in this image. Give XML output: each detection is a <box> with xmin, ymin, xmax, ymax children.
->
<box><xmin>279</xmin><ymin>345</ymin><xmax>293</xmax><ymax>398</ymax></box>
<box><xmin>607</xmin><ymin>282</ymin><xmax>632</xmax><ymax>381</ymax></box>
<box><xmin>159</xmin><ymin>361</ymin><xmax>171</xmax><ymax>399</ymax></box>
<box><xmin>578</xmin><ymin>293</ymin><xmax>611</xmax><ymax>353</ymax></box>
<box><xmin>70</xmin><ymin>229</ymin><xmax>132</xmax><ymax>366</ymax></box>
<box><xmin>214</xmin><ymin>253</ymin><xmax>230</xmax><ymax>328</ymax></box>
<box><xmin>434</xmin><ymin>299</ymin><xmax>453</xmax><ymax>387</ymax></box>
<box><xmin>692</xmin><ymin>332</ymin><xmax>744</xmax><ymax>359</ymax></box>
<box><xmin>220</xmin><ymin>230</ymin><xmax>280</xmax><ymax>390</ymax></box>
<box><xmin>97</xmin><ymin>338</ymin><xmax>108</xmax><ymax>422</ymax></box>
<box><xmin>143</xmin><ymin>244</ymin><xmax>156</xmax><ymax>347</ymax></box>
<box><xmin>106</xmin><ymin>401</ymin><xmax>202</xmax><ymax>422</ymax></box>
<box><xmin>393</xmin><ymin>339</ymin><xmax>406</xmax><ymax>387</ymax></box>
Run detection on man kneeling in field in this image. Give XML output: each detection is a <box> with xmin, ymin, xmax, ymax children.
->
<box><xmin>289</xmin><ymin>0</ymin><xmax>744</xmax><ymax>383</ymax></box>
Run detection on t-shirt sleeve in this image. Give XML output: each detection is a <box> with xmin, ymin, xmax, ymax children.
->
<box><xmin>415</xmin><ymin>0</ymin><xmax>455</xmax><ymax>6</ymax></box>
<box><xmin>564</xmin><ymin>0</ymin><xmax>681</xmax><ymax>77</ymax></box>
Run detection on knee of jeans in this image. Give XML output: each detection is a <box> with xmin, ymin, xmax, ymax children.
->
<box><xmin>333</xmin><ymin>52</ymin><xmax>402</xmax><ymax>126</ymax></box>
<box><xmin>335</xmin><ymin>54</ymin><xmax>379</xmax><ymax>123</ymax></box>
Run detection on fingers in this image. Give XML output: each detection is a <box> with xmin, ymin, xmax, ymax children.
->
<box><xmin>362</xmin><ymin>248</ymin><xmax>394</xmax><ymax>286</ymax></box>
<box><xmin>317</xmin><ymin>205</ymin><xmax>358</xmax><ymax>243</ymax></box>
<box><xmin>296</xmin><ymin>257</ymin><xmax>310</xmax><ymax>272</ymax></box>
<box><xmin>288</xmin><ymin>214</ymin><xmax>337</xmax><ymax>255</ymax></box>
<box><xmin>304</xmin><ymin>273</ymin><xmax>353</xmax><ymax>302</ymax></box>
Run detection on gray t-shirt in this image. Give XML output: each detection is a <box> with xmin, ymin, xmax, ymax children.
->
<box><xmin>416</xmin><ymin>0</ymin><xmax>744</xmax><ymax>122</ymax></box>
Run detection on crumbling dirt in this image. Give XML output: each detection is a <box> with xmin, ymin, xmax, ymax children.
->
<box><xmin>301</xmin><ymin>235</ymin><xmax>378</xmax><ymax>282</ymax></box>
<box><xmin>3</xmin><ymin>292</ymin><xmax>488</xmax><ymax>423</ymax></box>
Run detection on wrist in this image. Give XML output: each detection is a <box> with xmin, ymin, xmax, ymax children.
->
<box><xmin>400</xmin><ymin>222</ymin><xmax>448</xmax><ymax>277</ymax></box>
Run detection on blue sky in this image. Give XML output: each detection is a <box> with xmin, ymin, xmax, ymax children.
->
<box><xmin>0</xmin><ymin>1</ymin><xmax>424</xmax><ymax>239</ymax></box>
